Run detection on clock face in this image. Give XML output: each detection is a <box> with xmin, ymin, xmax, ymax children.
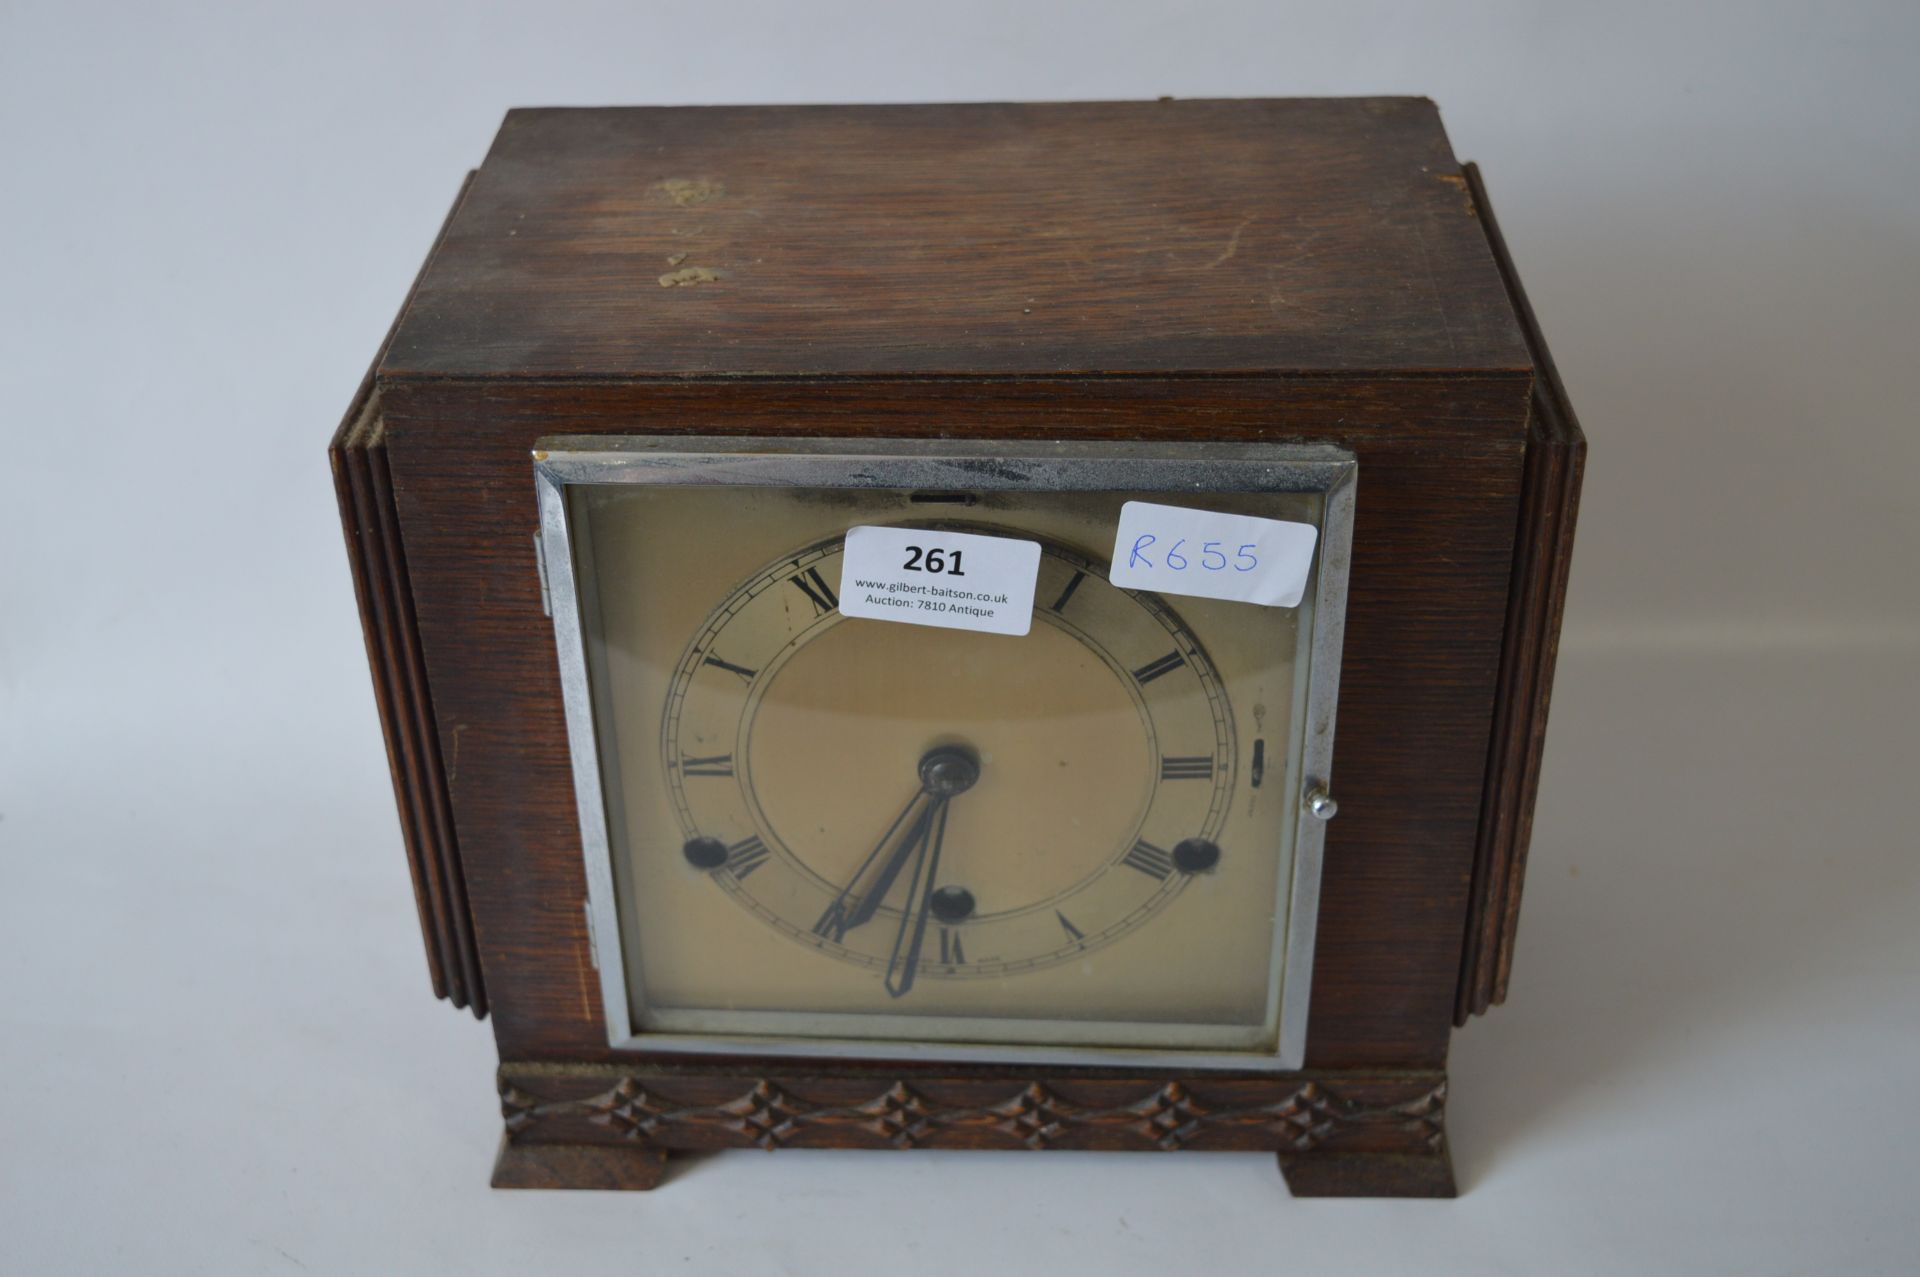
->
<box><xmin>661</xmin><ymin>530</ymin><xmax>1234</xmax><ymax>991</ymax></box>
<box><xmin>567</xmin><ymin>478</ymin><xmax>1328</xmax><ymax>1057</ymax></box>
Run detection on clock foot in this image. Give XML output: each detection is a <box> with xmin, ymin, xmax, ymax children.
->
<box><xmin>1277</xmin><ymin>1149</ymin><xmax>1456</xmax><ymax>1199</ymax></box>
<box><xmin>490</xmin><ymin>1137</ymin><xmax>669</xmax><ymax>1191</ymax></box>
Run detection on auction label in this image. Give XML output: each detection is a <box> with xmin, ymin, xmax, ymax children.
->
<box><xmin>1107</xmin><ymin>501</ymin><xmax>1319</xmax><ymax>608</ymax></box>
<box><xmin>839</xmin><ymin>525</ymin><xmax>1041</xmax><ymax>636</ymax></box>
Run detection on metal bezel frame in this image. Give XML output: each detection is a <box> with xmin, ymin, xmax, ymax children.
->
<box><xmin>532</xmin><ymin>436</ymin><xmax>1356</xmax><ymax>1073</ymax></box>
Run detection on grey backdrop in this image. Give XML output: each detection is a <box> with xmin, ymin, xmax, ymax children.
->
<box><xmin>3</xmin><ymin>2</ymin><xmax>1916</xmax><ymax>1273</ymax></box>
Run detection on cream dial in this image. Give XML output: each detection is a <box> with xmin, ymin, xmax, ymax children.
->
<box><xmin>574</xmin><ymin>478</ymin><xmax>1318</xmax><ymax>1053</ymax></box>
<box><xmin>662</xmin><ymin>531</ymin><xmax>1235</xmax><ymax>996</ymax></box>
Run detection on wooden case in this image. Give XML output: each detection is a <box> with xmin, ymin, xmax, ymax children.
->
<box><xmin>329</xmin><ymin>99</ymin><xmax>1584</xmax><ymax>1197</ymax></box>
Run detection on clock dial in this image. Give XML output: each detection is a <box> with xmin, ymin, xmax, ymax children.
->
<box><xmin>572</xmin><ymin>481</ymin><xmax>1322</xmax><ymax>1054</ymax></box>
<box><xmin>661</xmin><ymin>532</ymin><xmax>1235</xmax><ymax>991</ymax></box>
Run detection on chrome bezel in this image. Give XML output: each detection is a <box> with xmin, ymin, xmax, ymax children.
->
<box><xmin>533</xmin><ymin>435</ymin><xmax>1356</xmax><ymax>1072</ymax></box>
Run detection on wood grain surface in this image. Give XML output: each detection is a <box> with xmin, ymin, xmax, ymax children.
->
<box><xmin>497</xmin><ymin>1060</ymin><xmax>1448</xmax><ymax>1154</ymax></box>
<box><xmin>379</xmin><ymin>99</ymin><xmax>1529</xmax><ymax>380</ymax></box>
<box><xmin>495</xmin><ymin>1061</ymin><xmax>1454</xmax><ymax>1195</ymax></box>
<box><xmin>328</xmin><ymin>101</ymin><xmax>1587</xmax><ymax>1196</ymax></box>
<box><xmin>379</xmin><ymin>374</ymin><xmax>1527</xmax><ymax>1068</ymax></box>
<box><xmin>1454</xmin><ymin>162</ymin><xmax>1588</xmax><ymax>1020</ymax></box>
<box><xmin>329</xmin><ymin>173</ymin><xmax>486</xmax><ymax>1015</ymax></box>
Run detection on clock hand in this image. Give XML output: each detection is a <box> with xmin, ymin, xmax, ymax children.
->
<box><xmin>813</xmin><ymin>746</ymin><xmax>981</xmax><ymax>945</ymax></box>
<box><xmin>884</xmin><ymin>794</ymin><xmax>951</xmax><ymax>998</ymax></box>
<box><xmin>828</xmin><ymin>793</ymin><xmax>938</xmax><ymax>938</ymax></box>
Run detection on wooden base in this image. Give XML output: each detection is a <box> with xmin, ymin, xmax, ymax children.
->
<box><xmin>1279</xmin><ymin>1149</ymin><xmax>1457</xmax><ymax>1198</ymax></box>
<box><xmin>491</xmin><ymin>1137</ymin><xmax>667</xmax><ymax>1191</ymax></box>
<box><xmin>489</xmin><ymin>1062</ymin><xmax>1456</xmax><ymax>1197</ymax></box>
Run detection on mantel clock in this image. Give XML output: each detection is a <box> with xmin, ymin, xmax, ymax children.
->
<box><xmin>330</xmin><ymin>99</ymin><xmax>1584</xmax><ymax>1197</ymax></box>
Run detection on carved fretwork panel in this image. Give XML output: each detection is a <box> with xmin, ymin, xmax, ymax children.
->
<box><xmin>498</xmin><ymin>1064</ymin><xmax>1448</xmax><ymax>1157</ymax></box>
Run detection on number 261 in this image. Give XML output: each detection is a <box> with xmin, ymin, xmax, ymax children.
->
<box><xmin>902</xmin><ymin>545</ymin><xmax>965</xmax><ymax>575</ymax></box>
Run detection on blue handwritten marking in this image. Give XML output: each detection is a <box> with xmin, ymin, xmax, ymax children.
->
<box><xmin>1133</xmin><ymin>530</ymin><xmax>1263</xmax><ymax>575</ymax></box>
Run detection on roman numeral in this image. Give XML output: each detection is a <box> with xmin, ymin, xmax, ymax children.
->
<box><xmin>939</xmin><ymin>927</ymin><xmax>966</xmax><ymax>965</ymax></box>
<box><xmin>1050</xmin><ymin>570</ymin><xmax>1086</xmax><ymax>613</ymax></box>
<box><xmin>1056</xmin><ymin>910</ymin><xmax>1085</xmax><ymax>942</ymax></box>
<box><xmin>1122</xmin><ymin>839</ymin><xmax>1175</xmax><ymax>879</ymax></box>
<box><xmin>703</xmin><ymin>653</ymin><xmax>758</xmax><ymax>684</ymax></box>
<box><xmin>1160</xmin><ymin>755</ymin><xmax>1213</xmax><ymax>781</ymax></box>
<box><xmin>1132</xmin><ymin>650</ymin><xmax>1186</xmax><ymax>684</ymax></box>
<box><xmin>680</xmin><ymin>753</ymin><xmax>734</xmax><ymax>777</ymax></box>
<box><xmin>789</xmin><ymin>566</ymin><xmax>838</xmax><ymax>615</ymax></box>
<box><xmin>724</xmin><ymin>835</ymin><xmax>771</xmax><ymax>878</ymax></box>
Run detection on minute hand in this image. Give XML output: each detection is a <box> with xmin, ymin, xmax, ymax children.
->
<box><xmin>884</xmin><ymin>795</ymin><xmax>951</xmax><ymax>998</ymax></box>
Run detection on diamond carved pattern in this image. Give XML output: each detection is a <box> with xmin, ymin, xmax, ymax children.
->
<box><xmin>989</xmin><ymin>1083</ymin><xmax>1074</xmax><ymax>1150</ymax></box>
<box><xmin>498</xmin><ymin>1072</ymin><xmax>1448</xmax><ymax>1157</ymax></box>
<box><xmin>1392</xmin><ymin>1083</ymin><xmax>1449</xmax><ymax>1153</ymax></box>
<box><xmin>1261</xmin><ymin>1081</ymin><xmax>1342</xmax><ymax>1151</ymax></box>
<box><xmin>854</xmin><ymin>1082</ymin><xmax>939</xmax><ymax>1149</ymax></box>
<box><xmin>717</xmin><ymin>1080</ymin><xmax>808</xmax><ymax>1150</ymax></box>
<box><xmin>1126</xmin><ymin>1083</ymin><xmax>1213</xmax><ymax>1151</ymax></box>
<box><xmin>498</xmin><ymin>1084</ymin><xmax>542</xmax><ymax>1138</ymax></box>
<box><xmin>586</xmin><ymin>1077</ymin><xmax>672</xmax><ymax>1141</ymax></box>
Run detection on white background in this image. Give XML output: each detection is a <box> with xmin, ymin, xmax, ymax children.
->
<box><xmin>3</xmin><ymin>2</ymin><xmax>1917</xmax><ymax>1272</ymax></box>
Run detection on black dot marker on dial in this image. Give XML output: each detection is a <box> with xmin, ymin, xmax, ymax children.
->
<box><xmin>682</xmin><ymin>836</ymin><xmax>729</xmax><ymax>870</ymax></box>
<box><xmin>930</xmin><ymin>886</ymin><xmax>976</xmax><ymax>923</ymax></box>
<box><xmin>1172</xmin><ymin>838</ymin><xmax>1221</xmax><ymax>874</ymax></box>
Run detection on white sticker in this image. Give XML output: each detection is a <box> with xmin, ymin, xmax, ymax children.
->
<box><xmin>1107</xmin><ymin>501</ymin><xmax>1319</xmax><ymax>608</ymax></box>
<box><xmin>839</xmin><ymin>525</ymin><xmax>1041</xmax><ymax>636</ymax></box>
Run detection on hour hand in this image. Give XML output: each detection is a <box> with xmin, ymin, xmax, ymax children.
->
<box><xmin>816</xmin><ymin>793</ymin><xmax>937</xmax><ymax>940</ymax></box>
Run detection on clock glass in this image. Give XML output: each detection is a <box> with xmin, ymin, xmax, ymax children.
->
<box><xmin>534</xmin><ymin>438</ymin><xmax>1353</xmax><ymax>1068</ymax></box>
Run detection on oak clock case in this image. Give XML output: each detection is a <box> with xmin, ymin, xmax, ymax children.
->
<box><xmin>331</xmin><ymin>98</ymin><xmax>1588</xmax><ymax>1199</ymax></box>
<box><xmin>534</xmin><ymin>439</ymin><xmax>1356</xmax><ymax>1072</ymax></box>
